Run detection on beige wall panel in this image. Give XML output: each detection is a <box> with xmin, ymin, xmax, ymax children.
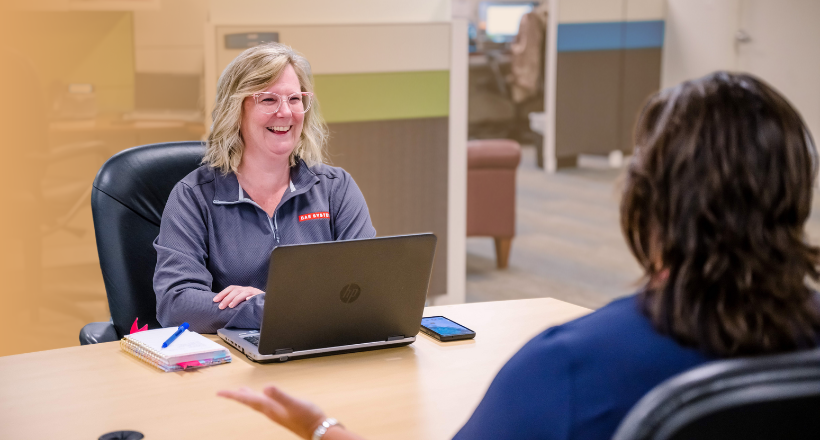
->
<box><xmin>209</xmin><ymin>0</ymin><xmax>450</xmax><ymax>26</ymax></box>
<box><xmin>11</xmin><ymin>0</ymin><xmax>161</xmax><ymax>10</ymax></box>
<box><xmin>215</xmin><ymin>24</ymin><xmax>450</xmax><ymax>76</ymax></box>
<box><xmin>134</xmin><ymin>0</ymin><xmax>208</xmax><ymax>74</ymax></box>
<box><xmin>737</xmin><ymin>0</ymin><xmax>820</xmax><ymax>149</ymax></box>
<box><xmin>133</xmin><ymin>0</ymin><xmax>207</xmax><ymax>47</ymax></box>
<box><xmin>558</xmin><ymin>0</ymin><xmax>625</xmax><ymax>24</ymax></box>
<box><xmin>135</xmin><ymin>48</ymin><xmax>204</xmax><ymax>75</ymax></box>
<box><xmin>558</xmin><ymin>0</ymin><xmax>664</xmax><ymax>23</ymax></box>
<box><xmin>661</xmin><ymin>0</ymin><xmax>740</xmax><ymax>88</ymax></box>
<box><xmin>326</xmin><ymin>118</ymin><xmax>449</xmax><ymax>297</ymax></box>
<box><xmin>626</xmin><ymin>0</ymin><xmax>665</xmax><ymax>21</ymax></box>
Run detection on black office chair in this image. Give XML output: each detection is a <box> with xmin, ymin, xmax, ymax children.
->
<box><xmin>79</xmin><ymin>141</ymin><xmax>205</xmax><ymax>344</ymax></box>
<box><xmin>612</xmin><ymin>347</ymin><xmax>820</xmax><ymax>440</ymax></box>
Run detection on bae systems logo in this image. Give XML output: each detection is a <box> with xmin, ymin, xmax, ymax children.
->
<box><xmin>339</xmin><ymin>283</ymin><xmax>361</xmax><ymax>303</ymax></box>
<box><xmin>299</xmin><ymin>211</ymin><xmax>330</xmax><ymax>222</ymax></box>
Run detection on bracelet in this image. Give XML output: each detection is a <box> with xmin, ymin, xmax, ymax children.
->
<box><xmin>312</xmin><ymin>417</ymin><xmax>343</xmax><ymax>440</ymax></box>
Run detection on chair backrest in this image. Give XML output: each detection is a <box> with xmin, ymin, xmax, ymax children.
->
<box><xmin>92</xmin><ymin>141</ymin><xmax>205</xmax><ymax>338</ymax></box>
<box><xmin>612</xmin><ymin>347</ymin><xmax>820</xmax><ymax>440</ymax></box>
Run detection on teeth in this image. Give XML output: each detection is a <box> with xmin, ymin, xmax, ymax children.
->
<box><xmin>268</xmin><ymin>126</ymin><xmax>290</xmax><ymax>132</ymax></box>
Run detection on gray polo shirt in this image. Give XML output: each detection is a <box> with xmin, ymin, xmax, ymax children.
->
<box><xmin>153</xmin><ymin>159</ymin><xmax>376</xmax><ymax>333</ymax></box>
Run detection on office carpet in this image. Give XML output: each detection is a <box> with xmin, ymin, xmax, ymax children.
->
<box><xmin>466</xmin><ymin>146</ymin><xmax>820</xmax><ymax>309</ymax></box>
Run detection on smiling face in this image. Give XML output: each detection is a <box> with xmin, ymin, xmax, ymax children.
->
<box><xmin>239</xmin><ymin>64</ymin><xmax>305</xmax><ymax>165</ymax></box>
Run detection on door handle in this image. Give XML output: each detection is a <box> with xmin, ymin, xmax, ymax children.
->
<box><xmin>735</xmin><ymin>29</ymin><xmax>752</xmax><ymax>43</ymax></box>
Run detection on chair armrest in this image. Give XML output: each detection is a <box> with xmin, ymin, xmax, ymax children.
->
<box><xmin>467</xmin><ymin>139</ymin><xmax>521</xmax><ymax>169</ymax></box>
<box><xmin>79</xmin><ymin>321</ymin><xmax>119</xmax><ymax>345</ymax></box>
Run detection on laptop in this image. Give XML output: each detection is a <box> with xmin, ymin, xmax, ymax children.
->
<box><xmin>218</xmin><ymin>233</ymin><xmax>437</xmax><ymax>362</ymax></box>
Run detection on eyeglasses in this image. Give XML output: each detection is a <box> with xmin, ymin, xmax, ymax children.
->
<box><xmin>251</xmin><ymin>92</ymin><xmax>313</xmax><ymax>114</ymax></box>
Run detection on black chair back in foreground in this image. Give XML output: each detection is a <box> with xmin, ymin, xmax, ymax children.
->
<box><xmin>80</xmin><ymin>141</ymin><xmax>205</xmax><ymax>344</ymax></box>
<box><xmin>612</xmin><ymin>347</ymin><xmax>820</xmax><ymax>440</ymax></box>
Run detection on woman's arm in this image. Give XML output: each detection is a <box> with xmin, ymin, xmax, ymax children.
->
<box><xmin>153</xmin><ymin>183</ymin><xmax>264</xmax><ymax>333</ymax></box>
<box><xmin>329</xmin><ymin>171</ymin><xmax>376</xmax><ymax>240</ymax></box>
<box><xmin>218</xmin><ymin>385</ymin><xmax>367</xmax><ymax>440</ymax></box>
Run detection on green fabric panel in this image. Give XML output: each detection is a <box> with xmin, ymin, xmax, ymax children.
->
<box><xmin>313</xmin><ymin>71</ymin><xmax>450</xmax><ymax>123</ymax></box>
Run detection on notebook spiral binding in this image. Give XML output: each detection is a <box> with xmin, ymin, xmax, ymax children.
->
<box><xmin>120</xmin><ymin>338</ymin><xmax>231</xmax><ymax>372</ymax></box>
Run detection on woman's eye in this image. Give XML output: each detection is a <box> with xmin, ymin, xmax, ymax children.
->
<box><xmin>289</xmin><ymin>96</ymin><xmax>301</xmax><ymax>103</ymax></box>
<box><xmin>261</xmin><ymin>97</ymin><xmax>277</xmax><ymax>104</ymax></box>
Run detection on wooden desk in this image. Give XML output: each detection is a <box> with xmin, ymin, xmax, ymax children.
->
<box><xmin>0</xmin><ymin>298</ymin><xmax>590</xmax><ymax>439</ymax></box>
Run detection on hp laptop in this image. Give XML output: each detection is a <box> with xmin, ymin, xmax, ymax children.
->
<box><xmin>218</xmin><ymin>233</ymin><xmax>437</xmax><ymax>362</ymax></box>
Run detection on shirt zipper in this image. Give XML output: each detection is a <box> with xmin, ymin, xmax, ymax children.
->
<box><xmin>273</xmin><ymin>210</ymin><xmax>280</xmax><ymax>244</ymax></box>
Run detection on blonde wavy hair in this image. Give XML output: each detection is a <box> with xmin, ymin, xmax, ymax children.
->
<box><xmin>205</xmin><ymin>43</ymin><xmax>328</xmax><ymax>173</ymax></box>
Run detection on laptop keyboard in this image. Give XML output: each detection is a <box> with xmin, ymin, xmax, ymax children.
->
<box><xmin>243</xmin><ymin>336</ymin><xmax>260</xmax><ymax>346</ymax></box>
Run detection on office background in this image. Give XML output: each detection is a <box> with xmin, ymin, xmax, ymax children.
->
<box><xmin>0</xmin><ymin>0</ymin><xmax>818</xmax><ymax>357</ymax></box>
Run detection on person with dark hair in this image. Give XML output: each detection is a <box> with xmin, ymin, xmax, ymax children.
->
<box><xmin>217</xmin><ymin>71</ymin><xmax>820</xmax><ymax>440</ymax></box>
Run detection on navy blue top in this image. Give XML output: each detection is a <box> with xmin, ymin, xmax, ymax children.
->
<box><xmin>153</xmin><ymin>159</ymin><xmax>376</xmax><ymax>333</ymax></box>
<box><xmin>454</xmin><ymin>295</ymin><xmax>712</xmax><ymax>440</ymax></box>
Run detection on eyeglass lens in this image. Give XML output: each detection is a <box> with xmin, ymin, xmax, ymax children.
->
<box><xmin>255</xmin><ymin>93</ymin><xmax>312</xmax><ymax>114</ymax></box>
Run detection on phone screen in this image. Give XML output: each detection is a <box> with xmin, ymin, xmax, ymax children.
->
<box><xmin>421</xmin><ymin>316</ymin><xmax>475</xmax><ymax>337</ymax></box>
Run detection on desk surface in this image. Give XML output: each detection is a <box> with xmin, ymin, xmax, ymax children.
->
<box><xmin>0</xmin><ymin>298</ymin><xmax>590</xmax><ymax>440</ymax></box>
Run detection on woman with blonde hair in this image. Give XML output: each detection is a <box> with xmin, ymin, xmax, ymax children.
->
<box><xmin>153</xmin><ymin>43</ymin><xmax>375</xmax><ymax>333</ymax></box>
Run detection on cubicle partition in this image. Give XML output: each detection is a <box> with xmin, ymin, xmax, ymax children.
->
<box><xmin>545</xmin><ymin>0</ymin><xmax>665</xmax><ymax>169</ymax></box>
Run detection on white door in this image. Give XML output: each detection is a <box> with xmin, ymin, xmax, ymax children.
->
<box><xmin>736</xmin><ymin>0</ymin><xmax>820</xmax><ymax>142</ymax></box>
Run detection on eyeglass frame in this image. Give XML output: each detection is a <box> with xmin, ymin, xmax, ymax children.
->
<box><xmin>251</xmin><ymin>91</ymin><xmax>314</xmax><ymax>114</ymax></box>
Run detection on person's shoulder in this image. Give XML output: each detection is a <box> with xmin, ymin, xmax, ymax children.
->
<box><xmin>306</xmin><ymin>162</ymin><xmax>348</xmax><ymax>180</ymax></box>
<box><xmin>535</xmin><ymin>294</ymin><xmax>709</xmax><ymax>368</ymax></box>
<box><xmin>560</xmin><ymin>295</ymin><xmax>645</xmax><ymax>334</ymax></box>
<box><xmin>516</xmin><ymin>295</ymin><xmax>647</xmax><ymax>360</ymax></box>
<box><xmin>546</xmin><ymin>295</ymin><xmax>649</xmax><ymax>343</ymax></box>
<box><xmin>177</xmin><ymin>164</ymin><xmax>217</xmax><ymax>190</ymax></box>
<box><xmin>168</xmin><ymin>165</ymin><xmax>219</xmax><ymax>208</ymax></box>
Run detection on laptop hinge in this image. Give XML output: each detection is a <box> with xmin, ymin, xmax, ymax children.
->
<box><xmin>274</xmin><ymin>348</ymin><xmax>293</xmax><ymax>355</ymax></box>
<box><xmin>387</xmin><ymin>335</ymin><xmax>405</xmax><ymax>341</ymax></box>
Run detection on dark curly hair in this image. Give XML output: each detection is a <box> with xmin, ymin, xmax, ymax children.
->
<box><xmin>621</xmin><ymin>71</ymin><xmax>820</xmax><ymax>357</ymax></box>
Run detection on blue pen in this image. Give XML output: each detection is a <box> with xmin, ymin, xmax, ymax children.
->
<box><xmin>162</xmin><ymin>323</ymin><xmax>189</xmax><ymax>348</ymax></box>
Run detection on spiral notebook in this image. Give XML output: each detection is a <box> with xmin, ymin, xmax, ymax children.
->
<box><xmin>121</xmin><ymin>327</ymin><xmax>232</xmax><ymax>372</ymax></box>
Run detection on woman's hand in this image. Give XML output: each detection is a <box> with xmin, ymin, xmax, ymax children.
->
<box><xmin>218</xmin><ymin>385</ymin><xmax>326</xmax><ymax>439</ymax></box>
<box><xmin>213</xmin><ymin>285</ymin><xmax>264</xmax><ymax>309</ymax></box>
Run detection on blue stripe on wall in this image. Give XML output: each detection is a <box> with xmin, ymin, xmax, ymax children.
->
<box><xmin>624</xmin><ymin>21</ymin><xmax>666</xmax><ymax>49</ymax></box>
<box><xmin>557</xmin><ymin>20</ymin><xmax>664</xmax><ymax>52</ymax></box>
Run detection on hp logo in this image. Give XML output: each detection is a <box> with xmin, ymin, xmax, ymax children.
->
<box><xmin>339</xmin><ymin>283</ymin><xmax>362</xmax><ymax>303</ymax></box>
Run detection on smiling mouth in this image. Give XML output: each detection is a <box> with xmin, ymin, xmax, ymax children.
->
<box><xmin>266</xmin><ymin>125</ymin><xmax>291</xmax><ymax>134</ymax></box>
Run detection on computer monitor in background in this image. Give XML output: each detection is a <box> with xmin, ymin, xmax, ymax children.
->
<box><xmin>479</xmin><ymin>2</ymin><xmax>537</xmax><ymax>43</ymax></box>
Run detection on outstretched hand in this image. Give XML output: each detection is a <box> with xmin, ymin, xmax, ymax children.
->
<box><xmin>213</xmin><ymin>285</ymin><xmax>264</xmax><ymax>309</ymax></box>
<box><xmin>218</xmin><ymin>385</ymin><xmax>326</xmax><ymax>439</ymax></box>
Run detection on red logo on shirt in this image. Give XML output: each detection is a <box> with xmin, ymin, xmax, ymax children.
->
<box><xmin>299</xmin><ymin>211</ymin><xmax>330</xmax><ymax>222</ymax></box>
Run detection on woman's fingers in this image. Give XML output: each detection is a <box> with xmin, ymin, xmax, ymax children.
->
<box><xmin>218</xmin><ymin>388</ymin><xmax>287</xmax><ymax>422</ymax></box>
<box><xmin>213</xmin><ymin>285</ymin><xmax>236</xmax><ymax>303</ymax></box>
<box><xmin>219</xmin><ymin>385</ymin><xmax>329</xmax><ymax>439</ymax></box>
<box><xmin>263</xmin><ymin>385</ymin><xmax>326</xmax><ymax>434</ymax></box>
<box><xmin>226</xmin><ymin>290</ymin><xmax>251</xmax><ymax>308</ymax></box>
<box><xmin>215</xmin><ymin>286</ymin><xmax>264</xmax><ymax>309</ymax></box>
<box><xmin>223</xmin><ymin>287</ymin><xmax>263</xmax><ymax>309</ymax></box>
<box><xmin>219</xmin><ymin>290</ymin><xmax>240</xmax><ymax>309</ymax></box>
<box><xmin>264</xmin><ymin>385</ymin><xmax>303</xmax><ymax>409</ymax></box>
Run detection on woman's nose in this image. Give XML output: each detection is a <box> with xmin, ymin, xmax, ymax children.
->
<box><xmin>275</xmin><ymin>101</ymin><xmax>293</xmax><ymax>117</ymax></box>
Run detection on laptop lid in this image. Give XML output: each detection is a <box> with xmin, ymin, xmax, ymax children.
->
<box><xmin>256</xmin><ymin>233</ymin><xmax>437</xmax><ymax>356</ymax></box>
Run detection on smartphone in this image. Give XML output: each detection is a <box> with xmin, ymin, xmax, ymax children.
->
<box><xmin>420</xmin><ymin>316</ymin><xmax>476</xmax><ymax>341</ymax></box>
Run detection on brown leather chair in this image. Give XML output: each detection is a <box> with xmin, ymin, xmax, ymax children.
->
<box><xmin>467</xmin><ymin>139</ymin><xmax>521</xmax><ymax>269</ymax></box>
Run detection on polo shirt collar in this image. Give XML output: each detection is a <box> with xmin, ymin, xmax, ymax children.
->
<box><xmin>212</xmin><ymin>157</ymin><xmax>318</xmax><ymax>204</ymax></box>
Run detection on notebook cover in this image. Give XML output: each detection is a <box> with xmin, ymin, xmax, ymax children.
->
<box><xmin>120</xmin><ymin>327</ymin><xmax>231</xmax><ymax>372</ymax></box>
